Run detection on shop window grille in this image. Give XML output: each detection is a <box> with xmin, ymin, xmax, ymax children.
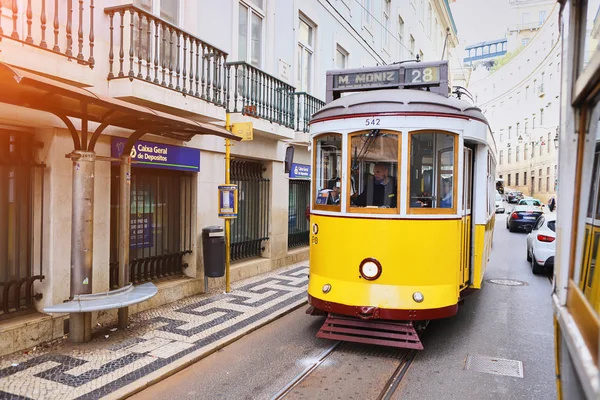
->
<box><xmin>230</xmin><ymin>160</ymin><xmax>270</xmax><ymax>261</ymax></box>
<box><xmin>0</xmin><ymin>132</ymin><xmax>45</xmax><ymax>320</ymax></box>
<box><xmin>288</xmin><ymin>180</ymin><xmax>310</xmax><ymax>248</ymax></box>
<box><xmin>110</xmin><ymin>168</ymin><xmax>194</xmax><ymax>288</ymax></box>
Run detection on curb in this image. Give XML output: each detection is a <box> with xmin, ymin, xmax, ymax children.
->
<box><xmin>105</xmin><ymin>298</ymin><xmax>308</xmax><ymax>400</ymax></box>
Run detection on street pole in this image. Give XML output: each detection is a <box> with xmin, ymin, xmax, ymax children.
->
<box><xmin>225</xmin><ymin>114</ymin><xmax>232</xmax><ymax>293</ymax></box>
<box><xmin>118</xmin><ymin>154</ymin><xmax>131</xmax><ymax>329</ymax></box>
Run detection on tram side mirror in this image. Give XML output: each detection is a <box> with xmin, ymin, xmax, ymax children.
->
<box><xmin>284</xmin><ymin>146</ymin><xmax>295</xmax><ymax>174</ymax></box>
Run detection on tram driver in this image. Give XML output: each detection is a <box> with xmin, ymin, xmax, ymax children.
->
<box><xmin>353</xmin><ymin>162</ymin><xmax>397</xmax><ymax>208</ymax></box>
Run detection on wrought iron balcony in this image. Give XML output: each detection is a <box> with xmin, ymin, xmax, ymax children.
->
<box><xmin>294</xmin><ymin>92</ymin><xmax>325</xmax><ymax>133</ymax></box>
<box><xmin>226</xmin><ymin>61</ymin><xmax>296</xmax><ymax>129</ymax></box>
<box><xmin>0</xmin><ymin>0</ymin><xmax>95</xmax><ymax>67</ymax></box>
<box><xmin>104</xmin><ymin>4</ymin><xmax>228</xmax><ymax>108</ymax></box>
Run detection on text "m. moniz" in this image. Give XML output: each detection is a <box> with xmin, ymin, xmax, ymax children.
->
<box><xmin>337</xmin><ymin>71</ymin><xmax>397</xmax><ymax>86</ymax></box>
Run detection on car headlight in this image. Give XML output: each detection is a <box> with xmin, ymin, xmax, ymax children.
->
<box><xmin>359</xmin><ymin>258</ymin><xmax>382</xmax><ymax>280</ymax></box>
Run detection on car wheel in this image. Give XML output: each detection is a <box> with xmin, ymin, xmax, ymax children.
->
<box><xmin>531</xmin><ymin>255</ymin><xmax>545</xmax><ymax>275</ymax></box>
<box><xmin>527</xmin><ymin>246</ymin><xmax>532</xmax><ymax>262</ymax></box>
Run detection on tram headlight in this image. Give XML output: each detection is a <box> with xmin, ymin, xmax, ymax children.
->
<box><xmin>359</xmin><ymin>258</ymin><xmax>382</xmax><ymax>280</ymax></box>
<box><xmin>322</xmin><ymin>284</ymin><xmax>331</xmax><ymax>293</ymax></box>
<box><xmin>412</xmin><ymin>292</ymin><xmax>424</xmax><ymax>303</ymax></box>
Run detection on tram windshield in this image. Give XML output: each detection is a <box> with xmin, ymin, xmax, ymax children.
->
<box><xmin>314</xmin><ymin>134</ymin><xmax>342</xmax><ymax>207</ymax></box>
<box><xmin>409</xmin><ymin>132</ymin><xmax>456</xmax><ymax>210</ymax></box>
<box><xmin>349</xmin><ymin>131</ymin><xmax>399</xmax><ymax>209</ymax></box>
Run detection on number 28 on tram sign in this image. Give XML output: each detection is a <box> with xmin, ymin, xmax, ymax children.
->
<box><xmin>404</xmin><ymin>66</ymin><xmax>440</xmax><ymax>86</ymax></box>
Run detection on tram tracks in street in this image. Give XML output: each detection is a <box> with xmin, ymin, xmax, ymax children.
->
<box><xmin>271</xmin><ymin>341</ymin><xmax>417</xmax><ymax>400</ymax></box>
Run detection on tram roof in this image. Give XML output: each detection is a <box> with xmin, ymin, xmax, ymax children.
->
<box><xmin>311</xmin><ymin>89</ymin><xmax>488</xmax><ymax>125</ymax></box>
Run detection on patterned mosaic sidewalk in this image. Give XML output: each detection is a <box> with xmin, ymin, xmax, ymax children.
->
<box><xmin>0</xmin><ymin>263</ymin><xmax>309</xmax><ymax>400</ymax></box>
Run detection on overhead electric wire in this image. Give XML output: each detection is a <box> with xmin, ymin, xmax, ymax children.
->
<box><xmin>323</xmin><ymin>0</ymin><xmax>388</xmax><ymax>64</ymax></box>
<box><xmin>352</xmin><ymin>0</ymin><xmax>415</xmax><ymax>57</ymax></box>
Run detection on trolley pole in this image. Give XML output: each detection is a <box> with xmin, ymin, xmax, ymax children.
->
<box><xmin>225</xmin><ymin>114</ymin><xmax>232</xmax><ymax>293</ymax></box>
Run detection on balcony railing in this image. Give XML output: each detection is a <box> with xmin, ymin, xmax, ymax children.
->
<box><xmin>104</xmin><ymin>4</ymin><xmax>228</xmax><ymax>107</ymax></box>
<box><xmin>0</xmin><ymin>0</ymin><xmax>95</xmax><ymax>67</ymax></box>
<box><xmin>226</xmin><ymin>61</ymin><xmax>295</xmax><ymax>129</ymax></box>
<box><xmin>294</xmin><ymin>92</ymin><xmax>325</xmax><ymax>133</ymax></box>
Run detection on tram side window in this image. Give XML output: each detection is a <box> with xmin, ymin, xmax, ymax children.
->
<box><xmin>349</xmin><ymin>131</ymin><xmax>399</xmax><ymax>209</ymax></box>
<box><xmin>580</xmin><ymin>147</ymin><xmax>600</xmax><ymax>310</ymax></box>
<box><xmin>409</xmin><ymin>132</ymin><xmax>455</xmax><ymax>210</ymax></box>
<box><xmin>314</xmin><ymin>134</ymin><xmax>342</xmax><ymax>208</ymax></box>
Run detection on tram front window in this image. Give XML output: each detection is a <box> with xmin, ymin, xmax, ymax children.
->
<box><xmin>349</xmin><ymin>131</ymin><xmax>399</xmax><ymax>209</ymax></box>
<box><xmin>314</xmin><ymin>134</ymin><xmax>342</xmax><ymax>208</ymax></box>
<box><xmin>409</xmin><ymin>132</ymin><xmax>456</xmax><ymax>211</ymax></box>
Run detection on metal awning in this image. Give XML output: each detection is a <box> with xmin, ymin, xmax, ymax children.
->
<box><xmin>0</xmin><ymin>62</ymin><xmax>240</xmax><ymax>148</ymax></box>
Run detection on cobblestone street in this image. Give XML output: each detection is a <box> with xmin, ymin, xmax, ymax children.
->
<box><xmin>0</xmin><ymin>264</ymin><xmax>308</xmax><ymax>400</ymax></box>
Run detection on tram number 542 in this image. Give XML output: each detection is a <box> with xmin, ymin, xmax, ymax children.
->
<box><xmin>365</xmin><ymin>118</ymin><xmax>380</xmax><ymax>126</ymax></box>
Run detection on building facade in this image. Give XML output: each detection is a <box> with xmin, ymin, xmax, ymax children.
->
<box><xmin>467</xmin><ymin>1</ymin><xmax>560</xmax><ymax>203</ymax></box>
<box><xmin>0</xmin><ymin>0</ymin><xmax>457</xmax><ymax>353</ymax></box>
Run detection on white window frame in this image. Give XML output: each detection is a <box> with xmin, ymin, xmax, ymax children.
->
<box><xmin>382</xmin><ymin>0</ymin><xmax>391</xmax><ymax>51</ymax></box>
<box><xmin>398</xmin><ymin>15</ymin><xmax>405</xmax><ymax>60</ymax></box>
<box><xmin>335</xmin><ymin>44</ymin><xmax>348</xmax><ymax>69</ymax></box>
<box><xmin>362</xmin><ymin>0</ymin><xmax>373</xmax><ymax>30</ymax></box>
<box><xmin>239</xmin><ymin>1</ymin><xmax>265</xmax><ymax>68</ymax></box>
<box><xmin>297</xmin><ymin>14</ymin><xmax>315</xmax><ymax>93</ymax></box>
<box><xmin>427</xmin><ymin>2</ymin><xmax>432</xmax><ymax>37</ymax></box>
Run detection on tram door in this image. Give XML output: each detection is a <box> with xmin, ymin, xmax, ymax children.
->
<box><xmin>461</xmin><ymin>147</ymin><xmax>474</xmax><ymax>287</ymax></box>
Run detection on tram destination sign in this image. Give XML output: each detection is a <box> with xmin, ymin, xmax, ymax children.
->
<box><xmin>326</xmin><ymin>61</ymin><xmax>449</xmax><ymax>102</ymax></box>
<box><xmin>111</xmin><ymin>137</ymin><xmax>200</xmax><ymax>172</ymax></box>
<box><xmin>333</xmin><ymin>69</ymin><xmax>400</xmax><ymax>89</ymax></box>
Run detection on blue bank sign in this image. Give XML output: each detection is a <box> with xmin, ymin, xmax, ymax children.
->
<box><xmin>111</xmin><ymin>137</ymin><xmax>200</xmax><ymax>172</ymax></box>
<box><xmin>290</xmin><ymin>163</ymin><xmax>311</xmax><ymax>179</ymax></box>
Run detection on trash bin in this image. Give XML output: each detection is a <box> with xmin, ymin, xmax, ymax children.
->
<box><xmin>202</xmin><ymin>226</ymin><xmax>225</xmax><ymax>277</ymax></box>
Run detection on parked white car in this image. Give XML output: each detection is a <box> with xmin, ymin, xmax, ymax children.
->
<box><xmin>526</xmin><ymin>215</ymin><xmax>556</xmax><ymax>274</ymax></box>
<box><xmin>495</xmin><ymin>191</ymin><xmax>505</xmax><ymax>213</ymax></box>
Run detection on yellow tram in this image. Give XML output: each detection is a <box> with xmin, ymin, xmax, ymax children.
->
<box><xmin>307</xmin><ymin>61</ymin><xmax>497</xmax><ymax>349</ymax></box>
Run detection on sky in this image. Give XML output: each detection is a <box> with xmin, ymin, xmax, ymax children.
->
<box><xmin>449</xmin><ymin>0</ymin><xmax>514</xmax><ymax>48</ymax></box>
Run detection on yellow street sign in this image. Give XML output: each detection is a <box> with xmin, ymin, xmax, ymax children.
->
<box><xmin>231</xmin><ymin>122</ymin><xmax>253</xmax><ymax>141</ymax></box>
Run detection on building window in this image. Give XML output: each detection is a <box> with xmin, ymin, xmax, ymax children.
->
<box><xmin>539</xmin><ymin>141</ymin><xmax>543</xmax><ymax>156</ymax></box>
<box><xmin>410</xmin><ymin>34</ymin><xmax>415</xmax><ymax>56</ymax></box>
<box><xmin>134</xmin><ymin>0</ymin><xmax>180</xmax><ymax>66</ymax></box>
<box><xmin>524</xmin><ymin>171</ymin><xmax>527</xmax><ymax>184</ymax></box>
<box><xmin>532</xmin><ymin>116</ymin><xmax>536</xmax><ymax>129</ymax></box>
<box><xmin>508</xmin><ymin>147</ymin><xmax>512</xmax><ymax>164</ymax></box>
<box><xmin>516</xmin><ymin>172</ymin><xmax>520</xmax><ymax>186</ymax></box>
<box><xmin>546</xmin><ymin>176</ymin><xmax>550</xmax><ymax>192</ymax></box>
<box><xmin>525</xmin><ymin>121</ymin><xmax>528</xmax><ymax>134</ymax></box>
<box><xmin>362</xmin><ymin>0</ymin><xmax>373</xmax><ymax>27</ymax></box>
<box><xmin>383</xmin><ymin>0</ymin><xmax>391</xmax><ymax>49</ymax></box>
<box><xmin>500</xmin><ymin>132</ymin><xmax>503</xmax><ymax>142</ymax></box>
<box><xmin>419</xmin><ymin>50</ymin><xmax>424</xmax><ymax>61</ymax></box>
<box><xmin>522</xmin><ymin>38</ymin><xmax>530</xmax><ymax>47</ymax></box>
<box><xmin>297</xmin><ymin>16</ymin><xmax>315</xmax><ymax>93</ymax></box>
<box><xmin>508</xmin><ymin>126</ymin><xmax>512</xmax><ymax>139</ymax></box>
<box><xmin>508</xmin><ymin>174</ymin><xmax>511</xmax><ymax>186</ymax></box>
<box><xmin>524</xmin><ymin>143</ymin><xmax>528</xmax><ymax>160</ymax></box>
<box><xmin>547</xmin><ymin>133</ymin><xmax>551</xmax><ymax>153</ymax></box>
<box><xmin>540</xmin><ymin>108</ymin><xmax>544</xmax><ymax>124</ymax></box>
<box><xmin>336</xmin><ymin>45</ymin><xmax>348</xmax><ymax>69</ymax></box>
<box><xmin>398</xmin><ymin>15</ymin><xmax>405</xmax><ymax>59</ymax></box>
<box><xmin>516</xmin><ymin>123</ymin><xmax>520</xmax><ymax>136</ymax></box>
<box><xmin>427</xmin><ymin>2</ymin><xmax>432</xmax><ymax>37</ymax></box>
<box><xmin>539</xmin><ymin>10</ymin><xmax>547</xmax><ymax>25</ymax></box>
<box><xmin>239</xmin><ymin>1</ymin><xmax>264</xmax><ymax>68</ymax></box>
<box><xmin>499</xmin><ymin>150</ymin><xmax>503</xmax><ymax>165</ymax></box>
<box><xmin>516</xmin><ymin>145</ymin><xmax>520</xmax><ymax>162</ymax></box>
<box><xmin>539</xmin><ymin>176</ymin><xmax>542</xmax><ymax>192</ymax></box>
